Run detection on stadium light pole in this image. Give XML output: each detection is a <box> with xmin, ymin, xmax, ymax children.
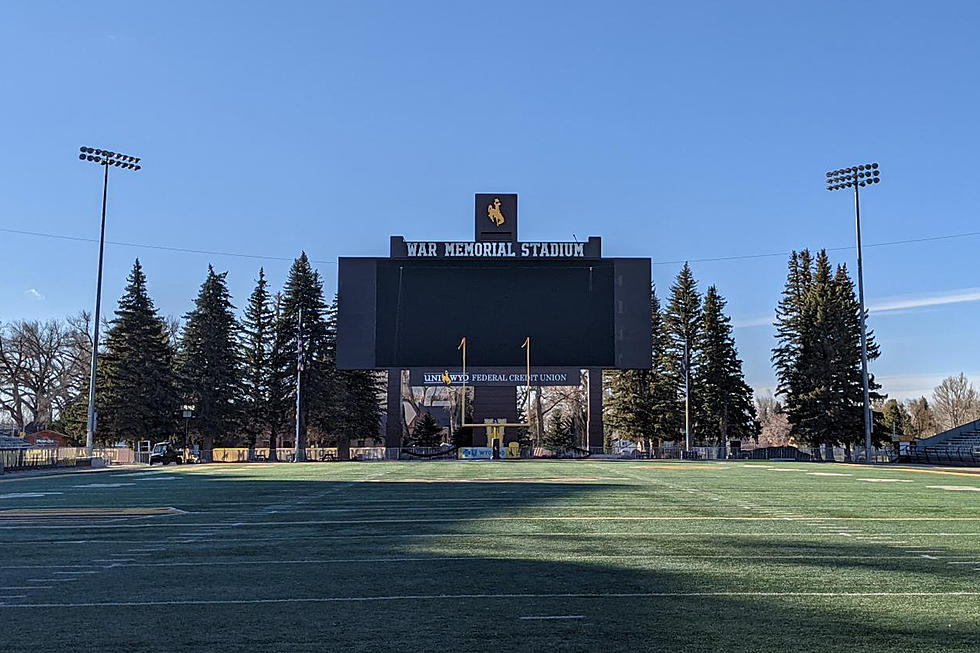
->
<box><xmin>78</xmin><ymin>146</ymin><xmax>142</xmax><ymax>457</ymax></box>
<box><xmin>294</xmin><ymin>308</ymin><xmax>306</xmax><ymax>462</ymax></box>
<box><xmin>683</xmin><ymin>339</ymin><xmax>690</xmax><ymax>453</ymax></box>
<box><xmin>826</xmin><ymin>162</ymin><xmax>881</xmax><ymax>463</ymax></box>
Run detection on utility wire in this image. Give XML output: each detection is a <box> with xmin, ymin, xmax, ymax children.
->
<box><xmin>0</xmin><ymin>227</ymin><xmax>336</xmax><ymax>266</ymax></box>
<box><xmin>650</xmin><ymin>231</ymin><xmax>980</xmax><ymax>265</ymax></box>
<box><xmin>2</xmin><ymin>225</ymin><xmax>979</xmax><ymax>268</ymax></box>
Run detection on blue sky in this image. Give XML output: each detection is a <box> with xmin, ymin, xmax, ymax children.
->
<box><xmin>2</xmin><ymin>1</ymin><xmax>978</xmax><ymax>399</ymax></box>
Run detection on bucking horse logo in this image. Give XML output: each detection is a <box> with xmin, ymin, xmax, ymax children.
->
<box><xmin>487</xmin><ymin>197</ymin><xmax>506</xmax><ymax>227</ymax></box>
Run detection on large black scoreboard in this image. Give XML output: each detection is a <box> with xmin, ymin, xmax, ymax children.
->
<box><xmin>336</xmin><ymin>194</ymin><xmax>651</xmax><ymax>371</ymax></box>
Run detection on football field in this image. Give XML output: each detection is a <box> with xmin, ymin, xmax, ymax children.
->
<box><xmin>2</xmin><ymin>460</ymin><xmax>979</xmax><ymax>652</ymax></box>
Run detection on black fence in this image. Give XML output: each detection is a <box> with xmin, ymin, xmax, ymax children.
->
<box><xmin>905</xmin><ymin>446</ymin><xmax>980</xmax><ymax>466</ymax></box>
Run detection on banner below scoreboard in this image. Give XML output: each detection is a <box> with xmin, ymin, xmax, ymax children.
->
<box><xmin>409</xmin><ymin>368</ymin><xmax>581</xmax><ymax>387</ymax></box>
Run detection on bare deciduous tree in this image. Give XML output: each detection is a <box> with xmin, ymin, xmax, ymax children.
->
<box><xmin>0</xmin><ymin>317</ymin><xmax>91</xmax><ymax>430</ymax></box>
<box><xmin>932</xmin><ymin>373</ymin><xmax>980</xmax><ymax>432</ymax></box>
<box><xmin>754</xmin><ymin>390</ymin><xmax>792</xmax><ymax>447</ymax></box>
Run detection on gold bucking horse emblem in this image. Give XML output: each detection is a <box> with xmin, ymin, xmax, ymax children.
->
<box><xmin>441</xmin><ymin>370</ymin><xmax>452</xmax><ymax>386</ymax></box>
<box><xmin>487</xmin><ymin>197</ymin><xmax>506</xmax><ymax>227</ymax></box>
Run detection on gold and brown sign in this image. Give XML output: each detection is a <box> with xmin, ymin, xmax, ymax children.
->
<box><xmin>475</xmin><ymin>193</ymin><xmax>517</xmax><ymax>242</ymax></box>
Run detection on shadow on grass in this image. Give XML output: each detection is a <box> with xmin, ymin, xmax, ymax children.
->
<box><xmin>2</xmin><ymin>464</ymin><xmax>979</xmax><ymax>653</ymax></box>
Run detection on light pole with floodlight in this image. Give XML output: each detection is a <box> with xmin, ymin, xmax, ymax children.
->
<box><xmin>78</xmin><ymin>146</ymin><xmax>142</xmax><ymax>456</ymax></box>
<box><xmin>826</xmin><ymin>162</ymin><xmax>880</xmax><ymax>462</ymax></box>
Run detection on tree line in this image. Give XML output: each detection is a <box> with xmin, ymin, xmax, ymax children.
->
<box><xmin>4</xmin><ymin>248</ymin><xmax>977</xmax><ymax>453</ymax></box>
<box><xmin>1</xmin><ymin>254</ymin><xmax>383</xmax><ymax>457</ymax></box>
<box><xmin>605</xmin><ymin>248</ymin><xmax>939</xmax><ymax>454</ymax></box>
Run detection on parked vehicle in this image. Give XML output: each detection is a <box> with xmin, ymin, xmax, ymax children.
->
<box><xmin>149</xmin><ymin>442</ymin><xmax>183</xmax><ymax>466</ymax></box>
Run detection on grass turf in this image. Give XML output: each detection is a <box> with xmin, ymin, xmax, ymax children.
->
<box><xmin>1</xmin><ymin>460</ymin><xmax>979</xmax><ymax>652</ymax></box>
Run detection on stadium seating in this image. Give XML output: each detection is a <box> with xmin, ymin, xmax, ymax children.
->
<box><xmin>906</xmin><ymin>418</ymin><xmax>980</xmax><ymax>465</ymax></box>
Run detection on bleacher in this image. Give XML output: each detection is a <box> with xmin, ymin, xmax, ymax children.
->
<box><xmin>906</xmin><ymin>418</ymin><xmax>980</xmax><ymax>465</ymax></box>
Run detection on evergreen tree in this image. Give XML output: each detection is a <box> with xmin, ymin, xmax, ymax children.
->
<box><xmin>266</xmin><ymin>292</ymin><xmax>291</xmax><ymax>460</ymax></box>
<box><xmin>878</xmin><ymin>398</ymin><xmax>909</xmax><ymax>438</ymax></box>
<box><xmin>179</xmin><ymin>266</ymin><xmax>241</xmax><ymax>451</ymax></box>
<box><xmin>240</xmin><ymin>268</ymin><xmax>274</xmax><ymax>455</ymax></box>
<box><xmin>828</xmin><ymin>263</ymin><xmax>883</xmax><ymax>448</ymax></box>
<box><xmin>277</xmin><ymin>253</ymin><xmax>330</xmax><ymax>459</ymax></box>
<box><xmin>664</xmin><ymin>263</ymin><xmax>702</xmax><ymax>444</ymax></box>
<box><xmin>543</xmin><ymin>408</ymin><xmax>574</xmax><ymax>450</ymax></box>
<box><xmin>772</xmin><ymin>250</ymin><xmax>882</xmax><ymax>457</ymax></box>
<box><xmin>693</xmin><ymin>286</ymin><xmax>758</xmax><ymax>445</ymax></box>
<box><xmin>410</xmin><ymin>411</ymin><xmax>443</xmax><ymax>447</ymax></box>
<box><xmin>772</xmin><ymin>250</ymin><xmax>814</xmax><ymax>408</ymax></box>
<box><xmin>100</xmin><ymin>260</ymin><xmax>178</xmax><ymax>444</ymax></box>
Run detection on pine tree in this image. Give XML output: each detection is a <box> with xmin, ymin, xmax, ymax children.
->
<box><xmin>772</xmin><ymin>250</ymin><xmax>882</xmax><ymax>458</ymax></box>
<box><xmin>266</xmin><ymin>292</ymin><xmax>291</xmax><ymax>460</ymax></box>
<box><xmin>693</xmin><ymin>286</ymin><xmax>758</xmax><ymax>445</ymax></box>
<box><xmin>828</xmin><ymin>263</ymin><xmax>882</xmax><ymax>449</ymax></box>
<box><xmin>179</xmin><ymin>266</ymin><xmax>241</xmax><ymax>451</ymax></box>
<box><xmin>664</xmin><ymin>263</ymin><xmax>702</xmax><ymax>444</ymax></box>
<box><xmin>241</xmin><ymin>268</ymin><xmax>274</xmax><ymax>455</ymax></box>
<box><xmin>277</xmin><ymin>253</ymin><xmax>330</xmax><ymax>459</ymax></box>
<box><xmin>543</xmin><ymin>408</ymin><xmax>574</xmax><ymax>450</ymax></box>
<box><xmin>100</xmin><ymin>260</ymin><xmax>178</xmax><ymax>444</ymax></box>
<box><xmin>410</xmin><ymin>411</ymin><xmax>443</xmax><ymax>447</ymax></box>
<box><xmin>772</xmin><ymin>250</ymin><xmax>813</xmax><ymax>405</ymax></box>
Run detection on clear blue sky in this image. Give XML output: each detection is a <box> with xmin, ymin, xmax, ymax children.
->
<box><xmin>2</xmin><ymin>1</ymin><xmax>978</xmax><ymax>399</ymax></box>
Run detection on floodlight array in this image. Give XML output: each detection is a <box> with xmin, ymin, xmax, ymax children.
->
<box><xmin>78</xmin><ymin>146</ymin><xmax>142</xmax><ymax>170</ymax></box>
<box><xmin>826</xmin><ymin>163</ymin><xmax>879</xmax><ymax>191</ymax></box>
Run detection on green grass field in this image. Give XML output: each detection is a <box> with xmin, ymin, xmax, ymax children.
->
<box><xmin>2</xmin><ymin>460</ymin><xmax>979</xmax><ymax>652</ymax></box>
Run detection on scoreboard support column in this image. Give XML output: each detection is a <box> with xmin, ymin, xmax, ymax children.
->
<box><xmin>587</xmin><ymin>368</ymin><xmax>603</xmax><ymax>450</ymax></box>
<box><xmin>385</xmin><ymin>369</ymin><xmax>402</xmax><ymax>448</ymax></box>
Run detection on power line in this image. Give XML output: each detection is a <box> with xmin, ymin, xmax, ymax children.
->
<box><xmin>0</xmin><ymin>227</ymin><xmax>337</xmax><ymax>266</ymax></box>
<box><xmin>652</xmin><ymin>230</ymin><xmax>980</xmax><ymax>265</ymax></box>
<box><xmin>2</xmin><ymin>225</ymin><xmax>979</xmax><ymax>268</ymax></box>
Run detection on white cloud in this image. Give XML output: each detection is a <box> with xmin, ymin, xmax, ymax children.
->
<box><xmin>732</xmin><ymin>315</ymin><xmax>774</xmax><ymax>328</ymax></box>
<box><xmin>874</xmin><ymin>372</ymin><xmax>980</xmax><ymax>401</ymax></box>
<box><xmin>733</xmin><ymin>287</ymin><xmax>980</xmax><ymax>329</ymax></box>
<box><xmin>868</xmin><ymin>287</ymin><xmax>980</xmax><ymax>314</ymax></box>
<box><xmin>24</xmin><ymin>288</ymin><xmax>44</xmax><ymax>301</ymax></box>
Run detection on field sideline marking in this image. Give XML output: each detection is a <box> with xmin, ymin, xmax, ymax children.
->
<box><xmin>15</xmin><ymin>531</ymin><xmax>980</xmax><ymax>546</ymax></box>
<box><xmin>7</xmin><ymin>553</ymin><xmax>955</xmax><ymax>570</ymax></box>
<box><xmin>2</xmin><ymin>591</ymin><xmax>979</xmax><ymax>609</ymax></box>
<box><xmin>5</xmin><ymin>516</ymin><xmax>979</xmax><ymax>531</ymax></box>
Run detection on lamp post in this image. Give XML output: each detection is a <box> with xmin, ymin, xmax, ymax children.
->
<box><xmin>826</xmin><ymin>162</ymin><xmax>881</xmax><ymax>463</ymax></box>
<box><xmin>181</xmin><ymin>404</ymin><xmax>195</xmax><ymax>452</ymax></box>
<box><xmin>78</xmin><ymin>146</ymin><xmax>141</xmax><ymax>457</ymax></box>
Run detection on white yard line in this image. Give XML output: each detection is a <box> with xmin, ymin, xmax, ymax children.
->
<box><xmin>14</xmin><ymin>531</ymin><xmax>980</xmax><ymax>544</ymax></box>
<box><xmin>0</xmin><ymin>586</ymin><xmax>51</xmax><ymax>590</ymax></box>
<box><xmin>2</xmin><ymin>590</ymin><xmax>979</xmax><ymax>609</ymax></box>
<box><xmin>520</xmin><ymin>615</ymin><xmax>585</xmax><ymax>620</ymax></box>
<box><xmin>8</xmin><ymin>553</ymin><xmax>961</xmax><ymax>571</ymax></box>
<box><xmin>5</xmin><ymin>516</ymin><xmax>978</xmax><ymax>531</ymax></box>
